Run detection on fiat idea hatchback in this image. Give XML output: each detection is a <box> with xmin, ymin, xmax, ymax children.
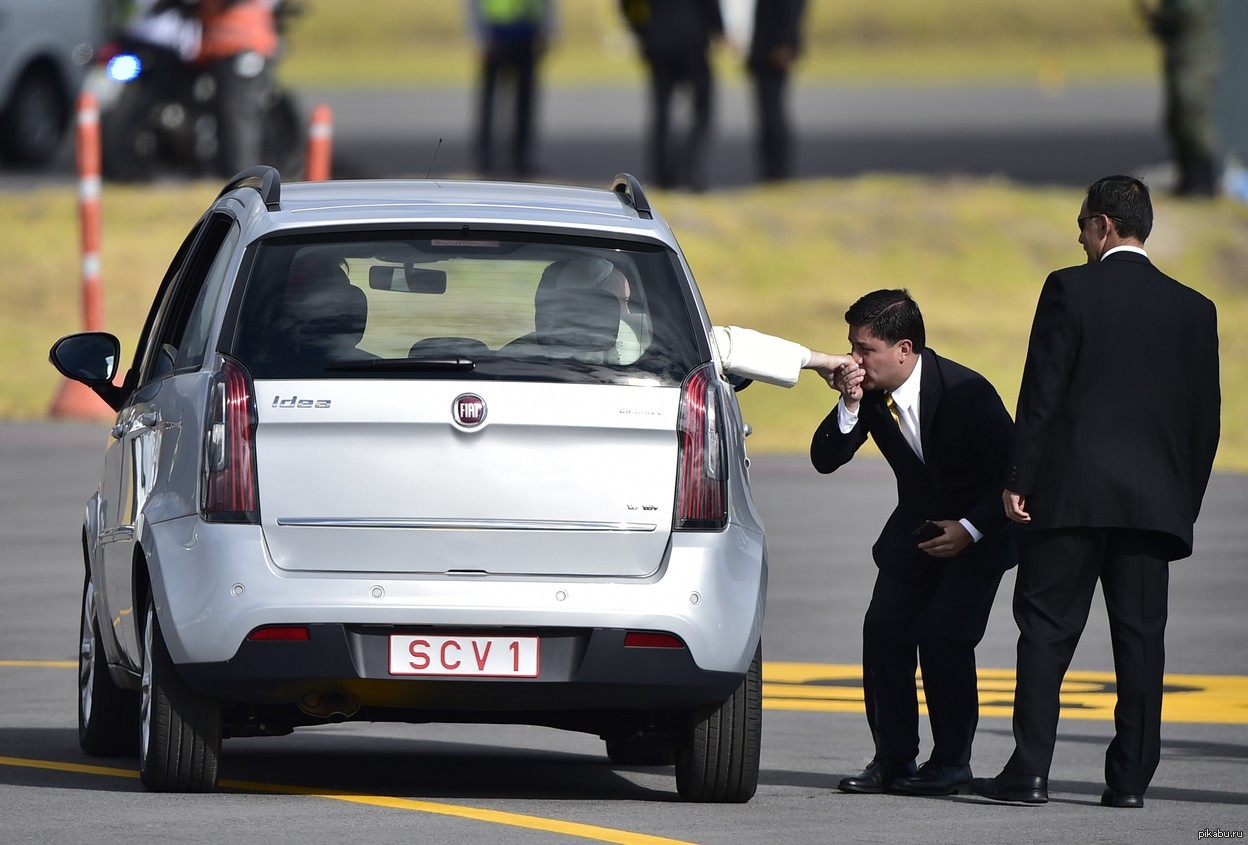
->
<box><xmin>51</xmin><ymin>167</ymin><xmax>766</xmax><ymax>801</ymax></box>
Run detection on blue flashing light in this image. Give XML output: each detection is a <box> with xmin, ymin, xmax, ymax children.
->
<box><xmin>106</xmin><ymin>54</ymin><xmax>142</xmax><ymax>83</ymax></box>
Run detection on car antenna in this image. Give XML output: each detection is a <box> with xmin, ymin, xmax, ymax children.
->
<box><xmin>426</xmin><ymin>138</ymin><xmax>443</xmax><ymax>182</ymax></box>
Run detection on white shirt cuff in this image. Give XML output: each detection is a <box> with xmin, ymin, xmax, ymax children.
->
<box><xmin>959</xmin><ymin>518</ymin><xmax>983</xmax><ymax>543</ymax></box>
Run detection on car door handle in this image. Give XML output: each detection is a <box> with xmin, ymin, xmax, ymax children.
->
<box><xmin>112</xmin><ymin>412</ymin><xmax>159</xmax><ymax>439</ymax></box>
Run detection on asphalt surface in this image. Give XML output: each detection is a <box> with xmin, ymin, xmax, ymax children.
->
<box><xmin>1</xmin><ymin>420</ymin><xmax>1244</xmax><ymax>844</ymax></box>
<box><xmin>2</xmin><ymin>81</ymin><xmax>1169</xmax><ymax>190</ymax></box>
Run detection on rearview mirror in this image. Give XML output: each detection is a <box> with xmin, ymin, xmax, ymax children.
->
<box><xmin>368</xmin><ymin>265</ymin><xmax>448</xmax><ymax>294</ymax></box>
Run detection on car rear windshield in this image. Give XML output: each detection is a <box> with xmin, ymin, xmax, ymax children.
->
<box><xmin>228</xmin><ymin>230</ymin><xmax>706</xmax><ymax>386</ymax></box>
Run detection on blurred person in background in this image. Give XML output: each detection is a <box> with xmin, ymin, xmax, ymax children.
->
<box><xmin>468</xmin><ymin>0</ymin><xmax>556</xmax><ymax>179</ymax></box>
<box><xmin>194</xmin><ymin>0</ymin><xmax>280</xmax><ymax>177</ymax></box>
<box><xmin>1136</xmin><ymin>0</ymin><xmax>1220</xmax><ymax>196</ymax></box>
<box><xmin>620</xmin><ymin>0</ymin><xmax>723</xmax><ymax>192</ymax></box>
<box><xmin>745</xmin><ymin>0</ymin><xmax>806</xmax><ymax>182</ymax></box>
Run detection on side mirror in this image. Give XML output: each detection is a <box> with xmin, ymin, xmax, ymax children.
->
<box><xmin>368</xmin><ymin>265</ymin><xmax>448</xmax><ymax>294</ymax></box>
<box><xmin>49</xmin><ymin>332</ymin><xmax>121</xmax><ymax>385</ymax></box>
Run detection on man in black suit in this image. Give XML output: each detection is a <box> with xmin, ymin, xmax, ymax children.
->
<box><xmin>620</xmin><ymin>0</ymin><xmax>723</xmax><ymax>191</ymax></box>
<box><xmin>813</xmin><ymin>289</ymin><xmax>1015</xmax><ymax>797</ymax></box>
<box><xmin>972</xmin><ymin>175</ymin><xmax>1221</xmax><ymax>809</ymax></box>
<box><xmin>746</xmin><ymin>0</ymin><xmax>807</xmax><ymax>182</ymax></box>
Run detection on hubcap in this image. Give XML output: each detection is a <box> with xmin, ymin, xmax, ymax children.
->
<box><xmin>139</xmin><ymin>605</ymin><xmax>154</xmax><ymax>762</ymax></box>
<box><xmin>78</xmin><ymin>581</ymin><xmax>96</xmax><ymax>723</ymax></box>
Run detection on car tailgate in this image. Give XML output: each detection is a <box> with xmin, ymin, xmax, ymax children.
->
<box><xmin>252</xmin><ymin>380</ymin><xmax>679</xmax><ymax>578</ymax></box>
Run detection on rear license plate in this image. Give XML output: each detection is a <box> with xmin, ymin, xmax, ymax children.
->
<box><xmin>388</xmin><ymin>634</ymin><xmax>540</xmax><ymax>677</ymax></box>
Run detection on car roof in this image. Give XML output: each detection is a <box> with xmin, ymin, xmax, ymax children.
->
<box><xmin>219</xmin><ymin>169</ymin><xmax>676</xmax><ymax>244</ymax></box>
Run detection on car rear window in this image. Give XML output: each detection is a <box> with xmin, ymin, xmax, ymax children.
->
<box><xmin>228</xmin><ymin>230</ymin><xmax>705</xmax><ymax>386</ymax></box>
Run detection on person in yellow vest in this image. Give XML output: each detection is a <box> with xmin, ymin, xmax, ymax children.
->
<box><xmin>467</xmin><ymin>0</ymin><xmax>556</xmax><ymax>179</ymax></box>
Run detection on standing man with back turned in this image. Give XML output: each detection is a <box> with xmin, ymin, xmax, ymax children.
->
<box><xmin>814</xmin><ymin>289</ymin><xmax>1015</xmax><ymax>797</ymax></box>
<box><xmin>972</xmin><ymin>175</ymin><xmax>1221</xmax><ymax>809</ymax></box>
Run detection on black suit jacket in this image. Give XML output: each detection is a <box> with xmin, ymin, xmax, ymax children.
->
<box><xmin>1007</xmin><ymin>251</ymin><xmax>1220</xmax><ymax>560</ymax></box>
<box><xmin>748</xmin><ymin>0</ymin><xmax>807</xmax><ymax>69</ymax></box>
<box><xmin>811</xmin><ymin>348</ymin><xmax>1016</xmax><ymax>580</ymax></box>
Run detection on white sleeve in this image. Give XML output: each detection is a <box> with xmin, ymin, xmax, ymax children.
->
<box><xmin>712</xmin><ymin>326</ymin><xmax>810</xmax><ymax>388</ymax></box>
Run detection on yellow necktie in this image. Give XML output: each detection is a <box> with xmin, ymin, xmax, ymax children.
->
<box><xmin>886</xmin><ymin>393</ymin><xmax>901</xmax><ymax>426</ymax></box>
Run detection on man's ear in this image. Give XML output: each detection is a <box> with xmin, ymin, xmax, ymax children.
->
<box><xmin>898</xmin><ymin>339</ymin><xmax>914</xmax><ymax>359</ymax></box>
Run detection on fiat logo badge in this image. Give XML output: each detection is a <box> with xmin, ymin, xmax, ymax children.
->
<box><xmin>452</xmin><ymin>393</ymin><xmax>487</xmax><ymax>427</ymax></box>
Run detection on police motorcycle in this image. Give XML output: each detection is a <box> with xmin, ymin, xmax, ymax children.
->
<box><xmin>86</xmin><ymin>0</ymin><xmax>304</xmax><ymax>182</ymax></box>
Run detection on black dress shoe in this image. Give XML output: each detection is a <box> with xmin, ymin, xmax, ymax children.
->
<box><xmin>891</xmin><ymin>762</ymin><xmax>973</xmax><ymax>796</ymax></box>
<box><xmin>838</xmin><ymin>759</ymin><xmax>918</xmax><ymax>794</ymax></box>
<box><xmin>1101</xmin><ymin>789</ymin><xmax>1144</xmax><ymax>808</ymax></box>
<box><xmin>969</xmin><ymin>772</ymin><xmax>1049</xmax><ymax>804</ymax></box>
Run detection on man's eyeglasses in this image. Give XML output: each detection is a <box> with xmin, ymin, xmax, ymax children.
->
<box><xmin>1077</xmin><ymin>214</ymin><xmax>1099</xmax><ymax>230</ymax></box>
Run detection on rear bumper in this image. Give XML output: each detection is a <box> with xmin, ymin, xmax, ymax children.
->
<box><xmin>144</xmin><ymin>515</ymin><xmax>767</xmax><ymax>677</ymax></box>
<box><xmin>177</xmin><ymin>624</ymin><xmax>742</xmax><ymax>715</ymax></box>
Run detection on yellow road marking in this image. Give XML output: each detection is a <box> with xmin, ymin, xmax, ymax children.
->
<box><xmin>764</xmin><ymin>662</ymin><xmax>1248</xmax><ymax>724</ymax></box>
<box><xmin>7</xmin><ymin>659</ymin><xmax>1248</xmax><ymax>724</ymax></box>
<box><xmin>0</xmin><ymin>756</ymin><xmax>697</xmax><ymax>845</ymax></box>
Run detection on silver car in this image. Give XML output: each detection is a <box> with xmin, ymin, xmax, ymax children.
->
<box><xmin>51</xmin><ymin>167</ymin><xmax>766</xmax><ymax>801</ymax></box>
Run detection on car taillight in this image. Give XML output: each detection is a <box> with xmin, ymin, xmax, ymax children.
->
<box><xmin>674</xmin><ymin>363</ymin><xmax>727</xmax><ymax>531</ymax></box>
<box><xmin>202</xmin><ymin>356</ymin><xmax>259</xmax><ymax>523</ymax></box>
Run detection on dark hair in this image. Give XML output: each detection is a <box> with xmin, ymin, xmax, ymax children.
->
<box><xmin>844</xmin><ymin>289</ymin><xmax>925</xmax><ymax>353</ymax></box>
<box><xmin>1085</xmin><ymin>175</ymin><xmax>1153</xmax><ymax>242</ymax></box>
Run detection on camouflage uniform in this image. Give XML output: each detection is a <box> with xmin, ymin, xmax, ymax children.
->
<box><xmin>1150</xmin><ymin>0</ymin><xmax>1220</xmax><ymax>196</ymax></box>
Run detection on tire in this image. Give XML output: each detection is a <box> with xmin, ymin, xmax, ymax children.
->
<box><xmin>606</xmin><ymin>736</ymin><xmax>677</xmax><ymax>767</ymax></box>
<box><xmin>0</xmin><ymin>66</ymin><xmax>67</xmax><ymax>167</ymax></box>
<box><xmin>99</xmin><ymin>89</ymin><xmax>159</xmax><ymax>183</ymax></box>
<box><xmin>138</xmin><ymin>596</ymin><xmax>221</xmax><ymax>792</ymax></box>
<box><xmin>78</xmin><ymin>574</ymin><xmax>139</xmax><ymax>756</ymax></box>
<box><xmin>674</xmin><ymin>641</ymin><xmax>762</xmax><ymax>803</ymax></box>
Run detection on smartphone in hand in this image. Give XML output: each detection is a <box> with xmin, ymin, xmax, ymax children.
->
<box><xmin>911</xmin><ymin>520</ymin><xmax>945</xmax><ymax>543</ymax></box>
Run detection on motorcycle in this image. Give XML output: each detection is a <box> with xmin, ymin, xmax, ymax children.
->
<box><xmin>86</xmin><ymin>1</ymin><xmax>305</xmax><ymax>182</ymax></box>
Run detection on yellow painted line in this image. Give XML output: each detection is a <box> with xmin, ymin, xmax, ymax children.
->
<box><xmin>8</xmin><ymin>659</ymin><xmax>1248</xmax><ymax>724</ymax></box>
<box><xmin>0</xmin><ymin>756</ymin><xmax>697</xmax><ymax>845</ymax></box>
<box><xmin>764</xmin><ymin>662</ymin><xmax>1248</xmax><ymax>724</ymax></box>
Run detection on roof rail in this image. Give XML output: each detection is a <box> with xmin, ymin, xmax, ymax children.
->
<box><xmin>611</xmin><ymin>172</ymin><xmax>652</xmax><ymax>220</ymax></box>
<box><xmin>217</xmin><ymin>165</ymin><xmax>282</xmax><ymax>211</ymax></box>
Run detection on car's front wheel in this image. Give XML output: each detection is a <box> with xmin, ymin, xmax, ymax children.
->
<box><xmin>138</xmin><ymin>596</ymin><xmax>221</xmax><ymax>792</ymax></box>
<box><xmin>674</xmin><ymin>641</ymin><xmax>762</xmax><ymax>803</ymax></box>
<box><xmin>78</xmin><ymin>573</ymin><xmax>138</xmax><ymax>756</ymax></box>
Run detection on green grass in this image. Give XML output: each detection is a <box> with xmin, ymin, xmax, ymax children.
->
<box><xmin>278</xmin><ymin>0</ymin><xmax>1159</xmax><ymax>87</ymax></box>
<box><xmin>7</xmin><ymin>176</ymin><xmax>1246</xmax><ymax>471</ymax></box>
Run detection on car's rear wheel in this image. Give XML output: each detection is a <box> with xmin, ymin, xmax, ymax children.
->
<box><xmin>78</xmin><ymin>573</ymin><xmax>138</xmax><ymax>756</ymax></box>
<box><xmin>138</xmin><ymin>596</ymin><xmax>221</xmax><ymax>792</ymax></box>
<box><xmin>674</xmin><ymin>641</ymin><xmax>762</xmax><ymax>803</ymax></box>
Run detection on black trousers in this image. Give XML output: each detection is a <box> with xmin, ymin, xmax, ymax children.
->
<box><xmin>645</xmin><ymin>51</ymin><xmax>713</xmax><ymax>191</ymax></box>
<box><xmin>1006</xmin><ymin>528</ymin><xmax>1170</xmax><ymax>794</ymax></box>
<box><xmin>750</xmin><ymin>63</ymin><xmax>792</xmax><ymax>182</ymax></box>
<box><xmin>476</xmin><ymin>39</ymin><xmax>539</xmax><ymax>177</ymax></box>
<box><xmin>862</xmin><ymin>560</ymin><xmax>1002</xmax><ymax>767</ymax></box>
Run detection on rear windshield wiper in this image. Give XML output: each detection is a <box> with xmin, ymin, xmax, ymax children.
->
<box><xmin>325</xmin><ymin>357</ymin><xmax>476</xmax><ymax>372</ymax></box>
